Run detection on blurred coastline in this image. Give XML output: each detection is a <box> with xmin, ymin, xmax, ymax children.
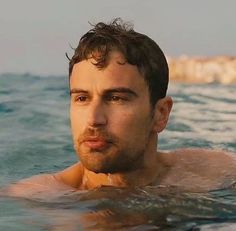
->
<box><xmin>1</xmin><ymin>55</ymin><xmax>236</xmax><ymax>85</ymax></box>
<box><xmin>168</xmin><ymin>55</ymin><xmax>236</xmax><ymax>84</ymax></box>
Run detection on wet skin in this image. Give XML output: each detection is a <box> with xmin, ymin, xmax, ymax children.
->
<box><xmin>55</xmin><ymin>51</ymin><xmax>236</xmax><ymax>192</ymax></box>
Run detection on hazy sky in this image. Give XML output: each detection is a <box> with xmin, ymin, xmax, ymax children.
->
<box><xmin>1</xmin><ymin>0</ymin><xmax>236</xmax><ymax>75</ymax></box>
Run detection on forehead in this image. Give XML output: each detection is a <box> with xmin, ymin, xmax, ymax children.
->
<box><xmin>70</xmin><ymin>51</ymin><xmax>148</xmax><ymax>92</ymax></box>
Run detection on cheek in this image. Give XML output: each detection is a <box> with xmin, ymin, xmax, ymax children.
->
<box><xmin>70</xmin><ymin>107</ymin><xmax>85</xmax><ymax>138</ymax></box>
<box><xmin>110</xmin><ymin>110</ymin><xmax>134</xmax><ymax>128</ymax></box>
<box><xmin>110</xmin><ymin>109</ymin><xmax>152</xmax><ymax>137</ymax></box>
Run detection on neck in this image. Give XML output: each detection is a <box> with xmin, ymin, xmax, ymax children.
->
<box><xmin>81</xmin><ymin>134</ymin><xmax>164</xmax><ymax>189</ymax></box>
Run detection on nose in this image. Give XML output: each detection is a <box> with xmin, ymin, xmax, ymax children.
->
<box><xmin>87</xmin><ymin>99</ymin><xmax>107</xmax><ymax>128</ymax></box>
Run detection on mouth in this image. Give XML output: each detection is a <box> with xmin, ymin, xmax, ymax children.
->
<box><xmin>82</xmin><ymin>137</ymin><xmax>112</xmax><ymax>150</ymax></box>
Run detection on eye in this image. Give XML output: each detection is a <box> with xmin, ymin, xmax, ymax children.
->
<box><xmin>106</xmin><ymin>94</ymin><xmax>128</xmax><ymax>103</ymax></box>
<box><xmin>74</xmin><ymin>95</ymin><xmax>88</xmax><ymax>102</ymax></box>
<box><xmin>110</xmin><ymin>95</ymin><xmax>122</xmax><ymax>101</ymax></box>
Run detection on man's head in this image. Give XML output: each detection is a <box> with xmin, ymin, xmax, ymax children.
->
<box><xmin>68</xmin><ymin>18</ymin><xmax>169</xmax><ymax>107</ymax></box>
<box><xmin>69</xmin><ymin>19</ymin><xmax>172</xmax><ymax>174</ymax></box>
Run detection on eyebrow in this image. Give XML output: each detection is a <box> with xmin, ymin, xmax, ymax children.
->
<box><xmin>70</xmin><ymin>87</ymin><xmax>138</xmax><ymax>97</ymax></box>
<box><xmin>70</xmin><ymin>88</ymin><xmax>87</xmax><ymax>95</ymax></box>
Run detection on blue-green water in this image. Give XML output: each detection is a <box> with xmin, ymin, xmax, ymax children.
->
<box><xmin>0</xmin><ymin>73</ymin><xmax>236</xmax><ymax>230</ymax></box>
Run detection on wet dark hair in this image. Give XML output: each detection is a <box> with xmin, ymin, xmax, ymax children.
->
<box><xmin>68</xmin><ymin>18</ymin><xmax>169</xmax><ymax>106</ymax></box>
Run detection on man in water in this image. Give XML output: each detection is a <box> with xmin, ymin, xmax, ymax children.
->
<box><xmin>2</xmin><ymin>19</ymin><xmax>236</xmax><ymax>196</ymax></box>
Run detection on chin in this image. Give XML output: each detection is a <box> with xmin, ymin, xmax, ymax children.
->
<box><xmin>77</xmin><ymin>148</ymin><xmax>140</xmax><ymax>174</ymax></box>
<box><xmin>83</xmin><ymin>164</ymin><xmax>111</xmax><ymax>173</ymax></box>
<box><xmin>83</xmin><ymin>159</ymin><xmax>133</xmax><ymax>174</ymax></box>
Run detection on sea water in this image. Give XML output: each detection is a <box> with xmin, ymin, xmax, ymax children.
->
<box><xmin>0</xmin><ymin>73</ymin><xmax>236</xmax><ymax>230</ymax></box>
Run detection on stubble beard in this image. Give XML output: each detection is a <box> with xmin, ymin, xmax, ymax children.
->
<box><xmin>74</xmin><ymin>128</ymin><xmax>150</xmax><ymax>174</ymax></box>
<box><xmin>78</xmin><ymin>146</ymin><xmax>146</xmax><ymax>174</ymax></box>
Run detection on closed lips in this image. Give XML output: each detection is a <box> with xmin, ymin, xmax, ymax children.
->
<box><xmin>83</xmin><ymin>137</ymin><xmax>111</xmax><ymax>149</ymax></box>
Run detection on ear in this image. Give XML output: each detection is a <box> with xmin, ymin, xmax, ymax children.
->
<box><xmin>152</xmin><ymin>96</ymin><xmax>173</xmax><ymax>133</ymax></box>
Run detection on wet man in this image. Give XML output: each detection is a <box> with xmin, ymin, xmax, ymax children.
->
<box><xmin>2</xmin><ymin>19</ymin><xmax>236</xmax><ymax>197</ymax></box>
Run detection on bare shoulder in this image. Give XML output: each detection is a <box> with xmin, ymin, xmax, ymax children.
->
<box><xmin>167</xmin><ymin>148</ymin><xmax>236</xmax><ymax>176</ymax></box>
<box><xmin>171</xmin><ymin>148</ymin><xmax>236</xmax><ymax>163</ymax></box>
<box><xmin>0</xmin><ymin>163</ymin><xmax>83</xmax><ymax>198</ymax></box>
<box><xmin>157</xmin><ymin>148</ymin><xmax>236</xmax><ymax>191</ymax></box>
